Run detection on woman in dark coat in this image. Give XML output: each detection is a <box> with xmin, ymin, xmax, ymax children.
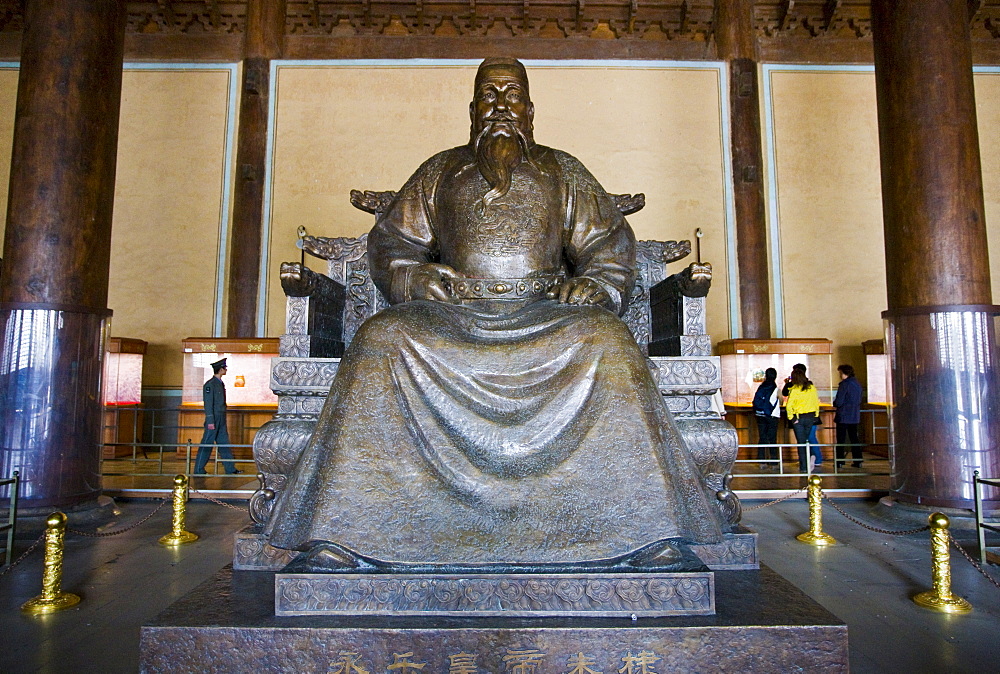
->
<box><xmin>833</xmin><ymin>364</ymin><xmax>864</xmax><ymax>467</ymax></box>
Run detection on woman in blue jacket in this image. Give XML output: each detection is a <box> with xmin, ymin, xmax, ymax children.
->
<box><xmin>833</xmin><ymin>364</ymin><xmax>864</xmax><ymax>467</ymax></box>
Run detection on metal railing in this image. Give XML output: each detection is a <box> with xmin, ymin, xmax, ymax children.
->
<box><xmin>729</xmin><ymin>407</ymin><xmax>890</xmax><ymax>480</ymax></box>
<box><xmin>0</xmin><ymin>470</ymin><xmax>19</xmax><ymax>566</ymax></box>
<box><xmin>98</xmin><ymin>406</ymin><xmax>894</xmax><ymax>487</ymax></box>
<box><xmin>974</xmin><ymin>470</ymin><xmax>1000</xmax><ymax>565</ymax></box>
<box><xmin>101</xmin><ymin>441</ymin><xmax>257</xmax><ymax>479</ymax></box>
<box><xmin>731</xmin><ymin>441</ymin><xmax>889</xmax><ymax>478</ymax></box>
<box><xmin>102</xmin><ymin>405</ymin><xmax>270</xmax><ymax>451</ymax></box>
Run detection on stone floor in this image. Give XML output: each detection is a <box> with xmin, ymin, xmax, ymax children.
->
<box><xmin>1</xmin><ymin>495</ymin><xmax>998</xmax><ymax>673</ymax></box>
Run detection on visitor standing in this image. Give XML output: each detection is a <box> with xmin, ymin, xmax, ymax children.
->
<box><xmin>752</xmin><ymin>367</ymin><xmax>781</xmax><ymax>469</ymax></box>
<box><xmin>785</xmin><ymin>367</ymin><xmax>821</xmax><ymax>473</ymax></box>
<box><xmin>834</xmin><ymin>363</ymin><xmax>864</xmax><ymax>468</ymax></box>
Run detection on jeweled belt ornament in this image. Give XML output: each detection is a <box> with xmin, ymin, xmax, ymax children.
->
<box><xmin>446</xmin><ymin>274</ymin><xmax>564</xmax><ymax>300</ymax></box>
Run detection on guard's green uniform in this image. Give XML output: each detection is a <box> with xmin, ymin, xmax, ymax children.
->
<box><xmin>194</xmin><ymin>375</ymin><xmax>236</xmax><ymax>474</ymax></box>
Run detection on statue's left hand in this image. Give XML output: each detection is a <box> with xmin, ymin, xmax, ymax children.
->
<box><xmin>547</xmin><ymin>277</ymin><xmax>612</xmax><ymax>309</ymax></box>
<box><xmin>406</xmin><ymin>263</ymin><xmax>461</xmax><ymax>303</ymax></box>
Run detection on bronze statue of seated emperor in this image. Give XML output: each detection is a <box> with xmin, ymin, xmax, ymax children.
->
<box><xmin>263</xmin><ymin>58</ymin><xmax>730</xmax><ymax>571</ymax></box>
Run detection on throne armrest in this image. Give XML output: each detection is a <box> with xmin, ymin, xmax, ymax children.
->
<box><xmin>279</xmin><ymin>262</ymin><xmax>346</xmax><ymax>358</ymax></box>
<box><xmin>648</xmin><ymin>262</ymin><xmax>713</xmax><ymax>357</ymax></box>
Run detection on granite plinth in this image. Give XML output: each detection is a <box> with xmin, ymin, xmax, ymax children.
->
<box><xmin>276</xmin><ymin>571</ymin><xmax>715</xmax><ymax>617</ymax></box>
<box><xmin>140</xmin><ymin>565</ymin><xmax>848</xmax><ymax>673</ymax></box>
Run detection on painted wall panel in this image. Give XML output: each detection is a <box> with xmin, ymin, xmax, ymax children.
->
<box><xmin>110</xmin><ymin>67</ymin><xmax>235</xmax><ymax>387</ymax></box>
<box><xmin>0</xmin><ymin>67</ymin><xmax>17</xmax><ymax>246</ymax></box>
<box><xmin>265</xmin><ymin>62</ymin><xmax>733</xmax><ymax>346</ymax></box>
<box><xmin>975</xmin><ymin>71</ymin><xmax>1000</xmax><ymax>306</ymax></box>
<box><xmin>767</xmin><ymin>68</ymin><xmax>885</xmax><ymax>374</ymax></box>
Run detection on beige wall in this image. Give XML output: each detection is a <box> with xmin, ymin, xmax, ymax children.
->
<box><xmin>767</xmin><ymin>69</ymin><xmax>885</xmax><ymax>377</ymax></box>
<box><xmin>265</xmin><ymin>63</ymin><xmax>733</xmax><ymax>341</ymax></box>
<box><xmin>3</xmin><ymin>61</ymin><xmax>1000</xmax><ymax>392</ymax></box>
<box><xmin>0</xmin><ymin>66</ymin><xmax>236</xmax><ymax>387</ymax></box>
<box><xmin>766</xmin><ymin>68</ymin><xmax>1000</xmax><ymax>383</ymax></box>
<box><xmin>110</xmin><ymin>67</ymin><xmax>235</xmax><ymax>387</ymax></box>
<box><xmin>0</xmin><ymin>67</ymin><xmax>17</xmax><ymax>246</ymax></box>
<box><xmin>976</xmin><ymin>72</ymin><xmax>1000</xmax><ymax>309</ymax></box>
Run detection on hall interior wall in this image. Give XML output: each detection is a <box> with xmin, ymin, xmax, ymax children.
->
<box><xmin>1</xmin><ymin>62</ymin><xmax>1000</xmax><ymax>389</ymax></box>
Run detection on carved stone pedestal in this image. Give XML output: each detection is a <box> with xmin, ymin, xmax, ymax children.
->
<box><xmin>275</xmin><ymin>571</ymin><xmax>716</xmax><ymax>618</ymax></box>
<box><xmin>140</xmin><ymin>565</ymin><xmax>848</xmax><ymax>672</ymax></box>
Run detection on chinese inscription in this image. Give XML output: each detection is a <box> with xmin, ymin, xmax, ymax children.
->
<box><xmin>448</xmin><ymin>652</ymin><xmax>478</xmax><ymax>674</ymax></box>
<box><xmin>618</xmin><ymin>651</ymin><xmax>661</xmax><ymax>674</ymax></box>
<box><xmin>329</xmin><ymin>651</ymin><xmax>370</xmax><ymax>674</ymax></box>
<box><xmin>327</xmin><ymin>647</ymin><xmax>665</xmax><ymax>672</ymax></box>
<box><xmin>503</xmin><ymin>648</ymin><xmax>546</xmax><ymax>674</ymax></box>
<box><xmin>566</xmin><ymin>652</ymin><xmax>603</xmax><ymax>674</ymax></box>
<box><xmin>387</xmin><ymin>652</ymin><xmax>426</xmax><ymax>672</ymax></box>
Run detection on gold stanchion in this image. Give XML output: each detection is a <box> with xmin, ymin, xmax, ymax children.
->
<box><xmin>913</xmin><ymin>513</ymin><xmax>972</xmax><ymax>613</ymax></box>
<box><xmin>159</xmin><ymin>475</ymin><xmax>199</xmax><ymax>546</ymax></box>
<box><xmin>796</xmin><ymin>475</ymin><xmax>836</xmax><ymax>546</ymax></box>
<box><xmin>21</xmin><ymin>512</ymin><xmax>81</xmax><ymax>614</ymax></box>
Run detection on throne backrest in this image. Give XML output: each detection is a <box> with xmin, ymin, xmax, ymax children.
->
<box><xmin>285</xmin><ymin>233</ymin><xmax>706</xmax><ymax>355</ymax></box>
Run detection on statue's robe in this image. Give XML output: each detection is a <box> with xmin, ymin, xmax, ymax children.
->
<box><xmin>265</xmin><ymin>144</ymin><xmax>724</xmax><ymax>564</ymax></box>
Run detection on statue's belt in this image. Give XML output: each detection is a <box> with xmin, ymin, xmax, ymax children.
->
<box><xmin>445</xmin><ymin>275</ymin><xmax>564</xmax><ymax>300</ymax></box>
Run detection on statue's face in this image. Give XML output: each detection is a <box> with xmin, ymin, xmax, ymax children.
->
<box><xmin>470</xmin><ymin>74</ymin><xmax>534</xmax><ymax>140</ymax></box>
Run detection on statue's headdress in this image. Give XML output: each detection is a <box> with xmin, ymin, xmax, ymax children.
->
<box><xmin>474</xmin><ymin>58</ymin><xmax>529</xmax><ymax>98</ymax></box>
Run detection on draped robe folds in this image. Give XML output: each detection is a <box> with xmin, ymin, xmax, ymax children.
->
<box><xmin>265</xmin><ymin>144</ymin><xmax>724</xmax><ymax>564</ymax></box>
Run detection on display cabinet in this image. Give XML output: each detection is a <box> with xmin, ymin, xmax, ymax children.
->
<box><xmin>862</xmin><ymin>339</ymin><xmax>890</xmax><ymax>457</ymax></box>
<box><xmin>178</xmin><ymin>338</ymin><xmax>279</xmax><ymax>456</ymax></box>
<box><xmin>102</xmin><ymin>338</ymin><xmax>146</xmax><ymax>458</ymax></box>
<box><xmin>863</xmin><ymin>339</ymin><xmax>889</xmax><ymax>405</ymax></box>
<box><xmin>717</xmin><ymin>338</ymin><xmax>835</xmax><ymax>458</ymax></box>
<box><xmin>717</xmin><ymin>338</ymin><xmax>834</xmax><ymax>405</ymax></box>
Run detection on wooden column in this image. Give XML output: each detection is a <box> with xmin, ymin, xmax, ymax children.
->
<box><xmin>227</xmin><ymin>0</ymin><xmax>286</xmax><ymax>337</ymax></box>
<box><xmin>715</xmin><ymin>0</ymin><xmax>770</xmax><ymax>338</ymax></box>
<box><xmin>872</xmin><ymin>0</ymin><xmax>1000</xmax><ymax>509</ymax></box>
<box><xmin>0</xmin><ymin>0</ymin><xmax>127</xmax><ymax>511</ymax></box>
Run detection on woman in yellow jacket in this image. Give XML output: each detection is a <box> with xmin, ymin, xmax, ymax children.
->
<box><xmin>785</xmin><ymin>368</ymin><xmax>821</xmax><ymax>472</ymax></box>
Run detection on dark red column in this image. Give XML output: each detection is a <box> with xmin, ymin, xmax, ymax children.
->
<box><xmin>715</xmin><ymin>0</ymin><xmax>771</xmax><ymax>339</ymax></box>
<box><xmin>872</xmin><ymin>0</ymin><xmax>1000</xmax><ymax>510</ymax></box>
<box><xmin>227</xmin><ymin>0</ymin><xmax>286</xmax><ymax>337</ymax></box>
<box><xmin>0</xmin><ymin>0</ymin><xmax>126</xmax><ymax>512</ymax></box>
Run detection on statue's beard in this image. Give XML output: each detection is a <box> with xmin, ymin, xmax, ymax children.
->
<box><xmin>473</xmin><ymin>121</ymin><xmax>533</xmax><ymax>209</ymax></box>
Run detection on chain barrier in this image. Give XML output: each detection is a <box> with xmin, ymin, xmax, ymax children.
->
<box><xmin>948</xmin><ymin>530</ymin><xmax>1000</xmax><ymax>591</ymax></box>
<box><xmin>189</xmin><ymin>487</ymin><xmax>248</xmax><ymax>513</ymax></box>
<box><xmin>742</xmin><ymin>485</ymin><xmax>807</xmax><ymax>511</ymax></box>
<box><xmin>67</xmin><ymin>499</ymin><xmax>169</xmax><ymax>538</ymax></box>
<box><xmin>819</xmin><ymin>491</ymin><xmax>931</xmax><ymax>536</ymax></box>
<box><xmin>0</xmin><ymin>532</ymin><xmax>45</xmax><ymax>580</ymax></box>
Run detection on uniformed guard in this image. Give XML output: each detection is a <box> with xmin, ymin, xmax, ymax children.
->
<box><xmin>193</xmin><ymin>358</ymin><xmax>241</xmax><ymax>475</ymax></box>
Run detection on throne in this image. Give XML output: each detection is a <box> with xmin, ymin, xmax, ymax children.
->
<box><xmin>237</xmin><ymin>191</ymin><xmax>756</xmax><ymax>571</ymax></box>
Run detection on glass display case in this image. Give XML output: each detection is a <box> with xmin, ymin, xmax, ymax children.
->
<box><xmin>103</xmin><ymin>337</ymin><xmax>146</xmax><ymax>405</ymax></box>
<box><xmin>861</xmin><ymin>339</ymin><xmax>890</xmax><ymax>458</ymax></box>
<box><xmin>863</xmin><ymin>339</ymin><xmax>889</xmax><ymax>405</ymax></box>
<box><xmin>178</xmin><ymin>338</ymin><xmax>279</xmax><ymax>451</ymax></box>
<box><xmin>102</xmin><ymin>338</ymin><xmax>146</xmax><ymax>458</ymax></box>
<box><xmin>716</xmin><ymin>338</ymin><xmax>834</xmax><ymax>406</ymax></box>
<box><xmin>182</xmin><ymin>338</ymin><xmax>279</xmax><ymax>406</ymax></box>
<box><xmin>717</xmin><ymin>338</ymin><xmax>835</xmax><ymax>458</ymax></box>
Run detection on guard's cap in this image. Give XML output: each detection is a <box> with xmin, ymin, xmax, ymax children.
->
<box><xmin>211</xmin><ymin>358</ymin><xmax>227</xmax><ymax>372</ymax></box>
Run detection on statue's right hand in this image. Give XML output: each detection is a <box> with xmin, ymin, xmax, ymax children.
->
<box><xmin>406</xmin><ymin>263</ymin><xmax>460</xmax><ymax>302</ymax></box>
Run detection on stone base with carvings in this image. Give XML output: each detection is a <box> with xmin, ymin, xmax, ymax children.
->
<box><xmin>276</xmin><ymin>571</ymin><xmax>715</xmax><ymax>617</ymax></box>
<box><xmin>140</xmin><ymin>565</ymin><xmax>848</xmax><ymax>673</ymax></box>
